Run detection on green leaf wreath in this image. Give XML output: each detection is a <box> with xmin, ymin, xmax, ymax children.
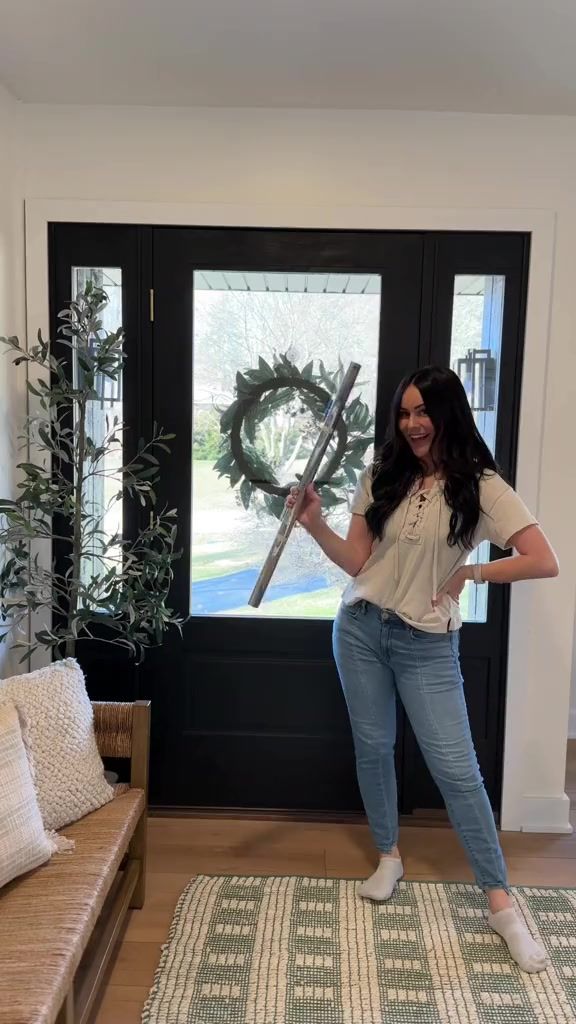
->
<box><xmin>214</xmin><ymin>354</ymin><xmax>374</xmax><ymax>519</ymax></box>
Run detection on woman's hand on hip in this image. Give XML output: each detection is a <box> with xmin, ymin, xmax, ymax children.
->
<box><xmin>286</xmin><ymin>483</ymin><xmax>323</xmax><ymax>533</ymax></box>
<box><xmin>433</xmin><ymin>566</ymin><xmax>470</xmax><ymax>609</ymax></box>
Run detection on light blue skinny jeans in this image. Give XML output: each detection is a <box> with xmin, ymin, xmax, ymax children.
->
<box><xmin>332</xmin><ymin>600</ymin><xmax>508</xmax><ymax>891</ymax></box>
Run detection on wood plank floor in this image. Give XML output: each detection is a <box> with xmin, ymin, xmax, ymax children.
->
<box><xmin>94</xmin><ymin>746</ymin><xmax>576</xmax><ymax>1024</ymax></box>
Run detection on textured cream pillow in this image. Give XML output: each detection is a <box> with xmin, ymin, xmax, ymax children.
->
<box><xmin>0</xmin><ymin>659</ymin><xmax>114</xmax><ymax>831</ymax></box>
<box><xmin>0</xmin><ymin>701</ymin><xmax>54</xmax><ymax>888</ymax></box>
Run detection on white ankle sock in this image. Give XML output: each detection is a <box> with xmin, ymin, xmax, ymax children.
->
<box><xmin>358</xmin><ymin>857</ymin><xmax>403</xmax><ymax>901</ymax></box>
<box><xmin>488</xmin><ymin>908</ymin><xmax>549</xmax><ymax>973</ymax></box>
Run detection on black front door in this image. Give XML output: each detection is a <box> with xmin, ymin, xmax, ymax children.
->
<box><xmin>149</xmin><ymin>227</ymin><xmax>423</xmax><ymax>811</ymax></box>
<box><xmin>49</xmin><ymin>224</ymin><xmax>529</xmax><ymax>818</ymax></box>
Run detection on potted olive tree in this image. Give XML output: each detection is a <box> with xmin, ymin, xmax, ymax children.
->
<box><xmin>0</xmin><ymin>282</ymin><xmax>181</xmax><ymax>663</ymax></box>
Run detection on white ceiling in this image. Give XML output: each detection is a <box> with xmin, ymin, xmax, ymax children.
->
<box><xmin>1</xmin><ymin>0</ymin><xmax>576</xmax><ymax>114</ymax></box>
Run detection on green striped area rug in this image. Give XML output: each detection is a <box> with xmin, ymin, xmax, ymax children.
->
<box><xmin>142</xmin><ymin>875</ymin><xmax>576</xmax><ymax>1024</ymax></box>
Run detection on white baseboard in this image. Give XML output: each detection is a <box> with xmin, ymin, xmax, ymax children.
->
<box><xmin>518</xmin><ymin>793</ymin><xmax>573</xmax><ymax>834</ymax></box>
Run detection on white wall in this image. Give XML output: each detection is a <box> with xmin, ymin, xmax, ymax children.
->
<box><xmin>14</xmin><ymin>105</ymin><xmax>576</xmax><ymax>209</ymax></box>
<box><xmin>0</xmin><ymin>84</ymin><xmax>25</xmax><ymax>677</ymax></box>
<box><xmin>13</xmin><ymin>104</ymin><xmax>576</xmax><ymax>826</ymax></box>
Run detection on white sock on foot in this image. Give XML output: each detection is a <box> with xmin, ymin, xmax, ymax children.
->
<box><xmin>358</xmin><ymin>857</ymin><xmax>403</xmax><ymax>901</ymax></box>
<box><xmin>488</xmin><ymin>908</ymin><xmax>549</xmax><ymax>973</ymax></box>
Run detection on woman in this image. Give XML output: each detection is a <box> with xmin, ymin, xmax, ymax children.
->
<box><xmin>288</xmin><ymin>365</ymin><xmax>558</xmax><ymax>974</ymax></box>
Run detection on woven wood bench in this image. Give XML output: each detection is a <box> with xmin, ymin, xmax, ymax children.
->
<box><xmin>0</xmin><ymin>699</ymin><xmax>150</xmax><ymax>1024</ymax></box>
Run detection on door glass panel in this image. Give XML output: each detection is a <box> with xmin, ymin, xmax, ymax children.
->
<box><xmin>71</xmin><ymin>267</ymin><xmax>123</xmax><ymax>593</ymax></box>
<box><xmin>191</xmin><ymin>271</ymin><xmax>381</xmax><ymax>618</ymax></box>
<box><xmin>450</xmin><ymin>274</ymin><xmax>505</xmax><ymax>623</ymax></box>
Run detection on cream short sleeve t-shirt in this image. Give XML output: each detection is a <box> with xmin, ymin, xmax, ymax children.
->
<box><xmin>342</xmin><ymin>469</ymin><xmax>537</xmax><ymax>633</ymax></box>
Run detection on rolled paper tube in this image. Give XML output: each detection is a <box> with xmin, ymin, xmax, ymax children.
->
<box><xmin>248</xmin><ymin>361</ymin><xmax>361</xmax><ymax>608</ymax></box>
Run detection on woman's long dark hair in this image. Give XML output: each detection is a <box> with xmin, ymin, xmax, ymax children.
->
<box><xmin>366</xmin><ymin>366</ymin><xmax>498</xmax><ymax>549</ymax></box>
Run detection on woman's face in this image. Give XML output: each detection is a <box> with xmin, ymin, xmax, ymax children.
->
<box><xmin>398</xmin><ymin>385</ymin><xmax>436</xmax><ymax>464</ymax></box>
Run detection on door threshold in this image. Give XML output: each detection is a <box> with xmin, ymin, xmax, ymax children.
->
<box><xmin>149</xmin><ymin>805</ymin><xmax>457</xmax><ymax>828</ymax></box>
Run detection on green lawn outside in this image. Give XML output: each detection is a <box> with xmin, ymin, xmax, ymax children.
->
<box><xmin>230</xmin><ymin>586</ymin><xmax>342</xmax><ymax>618</ymax></box>
<box><xmin>191</xmin><ymin>548</ymin><xmax>254</xmax><ymax>581</ymax></box>
<box><xmin>192</xmin><ymin>459</ymin><xmax>341</xmax><ymax>616</ymax></box>
<box><xmin>193</xmin><ymin>459</ymin><xmax>239</xmax><ymax>512</ymax></box>
<box><xmin>192</xmin><ymin>460</ymin><xmax>254</xmax><ymax>582</ymax></box>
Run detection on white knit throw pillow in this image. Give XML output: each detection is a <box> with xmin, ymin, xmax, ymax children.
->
<box><xmin>0</xmin><ymin>701</ymin><xmax>55</xmax><ymax>888</ymax></box>
<box><xmin>0</xmin><ymin>659</ymin><xmax>114</xmax><ymax>831</ymax></box>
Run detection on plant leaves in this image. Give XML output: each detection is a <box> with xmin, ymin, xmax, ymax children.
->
<box><xmin>219</xmin><ymin>400</ymin><xmax>241</xmax><ymax>434</ymax></box>
<box><xmin>240</xmin><ymin>479</ymin><xmax>252</xmax><ymax>510</ymax></box>
<box><xmin>235</xmin><ymin>371</ymin><xmax>252</xmax><ymax>396</ymax></box>
<box><xmin>229</xmin><ymin>463</ymin><xmax>243</xmax><ymax>487</ymax></box>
